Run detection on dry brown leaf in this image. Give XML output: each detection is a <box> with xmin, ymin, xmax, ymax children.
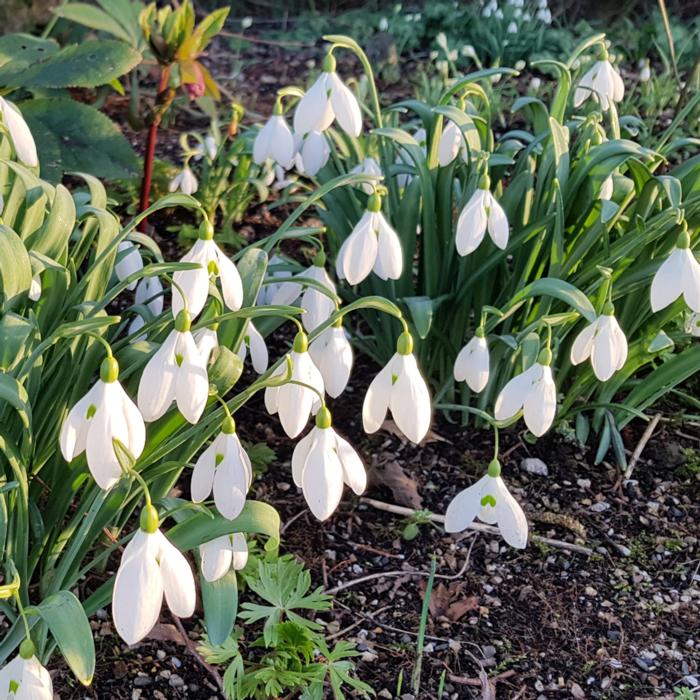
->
<box><xmin>425</xmin><ymin>581</ymin><xmax>480</xmax><ymax>622</ymax></box>
<box><xmin>147</xmin><ymin>623</ymin><xmax>186</xmax><ymax>645</ymax></box>
<box><xmin>373</xmin><ymin>459</ymin><xmax>422</xmax><ymax>508</ymax></box>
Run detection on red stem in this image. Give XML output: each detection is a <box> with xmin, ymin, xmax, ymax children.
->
<box><xmin>138</xmin><ymin>67</ymin><xmax>171</xmax><ymax>232</ymax></box>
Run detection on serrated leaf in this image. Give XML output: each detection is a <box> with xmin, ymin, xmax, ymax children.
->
<box><xmin>52</xmin><ymin>4</ymin><xmax>135</xmax><ymax>44</ymax></box>
<box><xmin>8</xmin><ymin>40</ymin><xmax>141</xmax><ymax>89</ymax></box>
<box><xmin>21</xmin><ymin>98</ymin><xmax>139</xmax><ymax>182</ymax></box>
<box><xmin>0</xmin><ymin>34</ymin><xmax>58</xmax><ymax>75</ymax></box>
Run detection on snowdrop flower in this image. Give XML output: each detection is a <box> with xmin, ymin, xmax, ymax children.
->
<box><xmin>438</xmin><ymin>120</ymin><xmax>468</xmax><ymax>167</ymax></box>
<box><xmin>363</xmin><ymin>331</ymin><xmax>431</xmax><ymax>443</ymax></box>
<box><xmin>115</xmin><ymin>241</ymin><xmax>143</xmax><ymax>291</ymax></box>
<box><xmin>200</xmin><ymin>533</ymin><xmax>248</xmax><ymax>582</ymax></box>
<box><xmin>292</xmin><ymin>406</ymin><xmax>366</xmax><ymax>520</ymax></box>
<box><xmin>573</xmin><ymin>52</ymin><xmax>624</xmax><ymax>111</ymax></box>
<box><xmin>685</xmin><ymin>312</ymin><xmax>700</xmax><ymax>337</ymax></box>
<box><xmin>455</xmin><ymin>181</ymin><xmax>509</xmax><ymax>256</ymax></box>
<box><xmin>507</xmin><ymin>21</ymin><xmax>518</xmax><ymax>33</ymax></box>
<box><xmin>350</xmin><ymin>156</ymin><xmax>383</xmax><ymax>194</ymax></box>
<box><xmin>137</xmin><ymin>310</ymin><xmax>209</xmax><ymax>424</ymax></box>
<box><xmin>28</xmin><ymin>274</ymin><xmax>41</xmax><ymax>301</ymax></box>
<box><xmin>336</xmin><ymin>192</ymin><xmax>403</xmax><ymax>285</ymax></box>
<box><xmin>60</xmin><ymin>356</ymin><xmax>145</xmax><ymax>490</ymax></box>
<box><xmin>253</xmin><ymin>101</ymin><xmax>295</xmax><ymax>169</ymax></box>
<box><xmin>169</xmin><ymin>165</ymin><xmax>198</xmax><ymax>195</ymax></box>
<box><xmin>294</xmin><ymin>52</ymin><xmax>362</xmax><ymax>137</ymax></box>
<box><xmin>494</xmin><ymin>8</ymin><xmax>504</xmax><ymax>18</ymax></box>
<box><xmin>445</xmin><ymin>459</ymin><xmax>528</xmax><ymax>548</ymax></box>
<box><xmin>461</xmin><ymin>44</ymin><xmax>477</xmax><ymax>60</ymax></box>
<box><xmin>193</xmin><ymin>134</ymin><xmax>217</xmax><ymax>161</ymax></box>
<box><xmin>241</xmin><ymin>16</ymin><xmax>253</xmax><ymax>29</ymax></box>
<box><xmin>650</xmin><ymin>230</ymin><xmax>700</xmax><ymax>313</ymax></box>
<box><xmin>570</xmin><ymin>304</ymin><xmax>628</xmax><ymax>381</ymax></box>
<box><xmin>639</xmin><ymin>58</ymin><xmax>651</xmax><ymax>83</ymax></box>
<box><xmin>0</xmin><ymin>96</ymin><xmax>38</xmax><ymax>168</ymax></box>
<box><xmin>272</xmin><ymin>253</ymin><xmax>336</xmax><ymax>332</ymax></box>
<box><xmin>171</xmin><ymin>222</ymin><xmax>243</xmax><ymax>318</ymax></box>
<box><xmin>112</xmin><ymin>506</ymin><xmax>196</xmax><ymax>645</ymax></box>
<box><xmin>454</xmin><ymin>328</ymin><xmax>490</xmax><ymax>393</ymax></box>
<box><xmin>0</xmin><ymin>642</ymin><xmax>52</xmax><ymax>700</ymax></box>
<box><xmin>529</xmin><ymin>76</ymin><xmax>542</xmax><ymax>91</ymax></box>
<box><xmin>599</xmin><ymin>174</ymin><xmax>614</xmax><ymax>200</ymax></box>
<box><xmin>265</xmin><ymin>332</ymin><xmax>324</xmax><ymax>438</ymax></box>
<box><xmin>294</xmin><ymin>130</ymin><xmax>330</xmax><ymax>176</ymax></box>
<box><xmin>309</xmin><ymin>323</ymin><xmax>353</xmax><ymax>398</ymax></box>
<box><xmin>191</xmin><ymin>417</ymin><xmax>252</xmax><ymax>520</ymax></box>
<box><xmin>194</xmin><ymin>326</ymin><xmax>219</xmax><ymax>364</ymax></box>
<box><xmin>536</xmin><ymin>7</ymin><xmax>551</xmax><ymax>23</ymax></box>
<box><xmin>236</xmin><ymin>321</ymin><xmax>269</xmax><ymax>373</ymax></box>
<box><xmin>135</xmin><ymin>275</ymin><xmax>164</xmax><ymax>317</ymax></box>
<box><xmin>378</xmin><ymin>16</ymin><xmax>389</xmax><ymax>31</ymax></box>
<box><xmin>494</xmin><ymin>349</ymin><xmax>556</xmax><ymax>437</ymax></box>
<box><xmin>257</xmin><ymin>254</ymin><xmax>287</xmax><ymax>306</ymax></box>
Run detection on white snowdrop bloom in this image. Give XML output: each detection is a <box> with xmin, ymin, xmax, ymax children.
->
<box><xmin>0</xmin><ymin>647</ymin><xmax>53</xmax><ymax>700</ymax></box>
<box><xmin>438</xmin><ymin>121</ymin><xmax>468</xmax><ymax>167</ymax></box>
<box><xmin>0</xmin><ymin>96</ymin><xmax>38</xmax><ymax>168</ymax></box>
<box><xmin>455</xmin><ymin>186</ymin><xmax>509</xmax><ymax>256</ymax></box>
<box><xmin>253</xmin><ymin>103</ymin><xmax>295</xmax><ymax>169</ymax></box>
<box><xmin>454</xmin><ymin>330</ymin><xmax>490</xmax><ymax>393</ymax></box>
<box><xmin>191</xmin><ymin>418</ymin><xmax>252</xmax><ymax>520</ymax></box>
<box><xmin>445</xmin><ymin>459</ymin><xmax>528</xmax><ymax>548</ymax></box>
<box><xmin>137</xmin><ymin>311</ymin><xmax>209</xmax><ymax>424</ymax></box>
<box><xmin>507</xmin><ymin>20</ymin><xmax>518</xmax><ymax>33</ymax></box>
<box><xmin>461</xmin><ymin>44</ymin><xmax>477</xmax><ymax>60</ymax></box>
<box><xmin>363</xmin><ymin>331</ymin><xmax>431</xmax><ymax>443</ymax></box>
<box><xmin>573</xmin><ymin>56</ymin><xmax>624</xmax><ymax>111</ymax></box>
<box><xmin>169</xmin><ymin>165</ymin><xmax>198</xmax><ymax>195</ymax></box>
<box><xmin>294</xmin><ymin>130</ymin><xmax>330</xmax><ymax>176</ymax></box>
<box><xmin>272</xmin><ymin>256</ymin><xmax>336</xmax><ymax>332</ymax></box>
<box><xmin>570</xmin><ymin>306</ymin><xmax>628</xmax><ymax>382</ymax></box>
<box><xmin>112</xmin><ymin>507</ymin><xmax>196</xmax><ymax>645</ymax></box>
<box><xmin>529</xmin><ymin>76</ymin><xmax>542</xmax><ymax>91</ymax></box>
<box><xmin>294</xmin><ymin>52</ymin><xmax>362</xmax><ymax>137</ymax></box>
<box><xmin>494</xmin><ymin>8</ymin><xmax>504</xmax><ymax>18</ymax></box>
<box><xmin>292</xmin><ymin>407</ymin><xmax>366</xmax><ymax>521</ymax></box>
<box><xmin>650</xmin><ymin>233</ymin><xmax>700</xmax><ymax>313</ymax></box>
<box><xmin>60</xmin><ymin>357</ymin><xmax>145</xmax><ymax>490</ymax></box>
<box><xmin>309</xmin><ymin>324</ymin><xmax>353</xmax><ymax>398</ymax></box>
<box><xmin>241</xmin><ymin>16</ymin><xmax>253</xmax><ymax>29</ymax></box>
<box><xmin>236</xmin><ymin>320</ymin><xmax>269</xmax><ymax>374</ymax></box>
<box><xmin>199</xmin><ymin>533</ymin><xmax>248</xmax><ymax>582</ymax></box>
<box><xmin>257</xmin><ymin>254</ymin><xmax>287</xmax><ymax>306</ymax></box>
<box><xmin>135</xmin><ymin>275</ymin><xmax>164</xmax><ymax>317</ymax></box>
<box><xmin>193</xmin><ymin>326</ymin><xmax>219</xmax><ymax>365</ymax></box>
<box><xmin>115</xmin><ymin>241</ymin><xmax>143</xmax><ymax>291</ymax></box>
<box><xmin>639</xmin><ymin>59</ymin><xmax>651</xmax><ymax>83</ymax></box>
<box><xmin>28</xmin><ymin>274</ymin><xmax>41</xmax><ymax>301</ymax></box>
<box><xmin>336</xmin><ymin>193</ymin><xmax>403</xmax><ymax>285</ymax></box>
<box><xmin>171</xmin><ymin>224</ymin><xmax>243</xmax><ymax>318</ymax></box>
<box><xmin>536</xmin><ymin>7</ymin><xmax>551</xmax><ymax>23</ymax></box>
<box><xmin>128</xmin><ymin>314</ymin><xmax>146</xmax><ymax>341</ymax></box>
<box><xmin>685</xmin><ymin>312</ymin><xmax>700</xmax><ymax>337</ymax></box>
<box><xmin>378</xmin><ymin>16</ymin><xmax>389</xmax><ymax>31</ymax></box>
<box><xmin>494</xmin><ymin>351</ymin><xmax>556</xmax><ymax>437</ymax></box>
<box><xmin>204</xmin><ymin>134</ymin><xmax>217</xmax><ymax>159</ymax></box>
<box><xmin>265</xmin><ymin>334</ymin><xmax>324</xmax><ymax>438</ymax></box>
<box><xmin>350</xmin><ymin>156</ymin><xmax>383</xmax><ymax>194</ymax></box>
<box><xmin>599</xmin><ymin>174</ymin><xmax>614</xmax><ymax>200</ymax></box>
<box><xmin>482</xmin><ymin>4</ymin><xmax>493</xmax><ymax>17</ymax></box>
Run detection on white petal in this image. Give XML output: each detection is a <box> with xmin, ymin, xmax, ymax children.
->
<box><xmin>327</xmin><ymin>72</ymin><xmax>363</xmax><ymax>137</ymax></box>
<box><xmin>493</xmin><ymin>477</ymin><xmax>528</xmax><ymax>548</ymax></box>
<box><xmin>212</xmin><ymin>434</ymin><xmax>249</xmax><ymax>520</ymax></box>
<box><xmin>299</xmin><ymin>131</ymin><xmax>330</xmax><ymax>176</ymax></box>
<box><xmin>246</xmin><ymin>321</ymin><xmax>269</xmax><ymax>374</ymax></box>
<box><xmin>570</xmin><ymin>320</ymin><xmax>597</xmax><ymax>365</ymax></box>
<box><xmin>270</xmin><ymin>115</ymin><xmax>296</xmax><ymax>168</ymax></box>
<box><xmin>486</xmin><ymin>194</ymin><xmax>509</xmax><ymax>250</ymax></box>
<box><xmin>301</xmin><ymin>428</ymin><xmax>344</xmax><ymax>520</ymax></box>
<box><xmin>294</xmin><ymin>74</ymin><xmax>333</xmax><ymax>135</ymax></box>
<box><xmin>136</xmin><ymin>276</ymin><xmax>165</xmax><ymax>317</ymax></box>
<box><xmin>171</xmin><ymin>240</ymin><xmax>210</xmax><ymax>318</ymax></box>
<box><xmin>455</xmin><ymin>190</ymin><xmax>488</xmax><ymax>256</ymax></box>
<box><xmin>193</xmin><ymin>327</ymin><xmax>219</xmax><ymax>365</ymax></box>
<box><xmin>650</xmin><ymin>248</ymin><xmax>684</xmax><ymax>312</ymax></box>
<box><xmin>175</xmin><ymin>332</ymin><xmax>209</xmax><ymax>424</ymax></box>
<box><xmin>112</xmin><ymin>531</ymin><xmax>163</xmax><ymax>644</ymax></box>
<box><xmin>60</xmin><ymin>382</ymin><xmax>102</xmax><ymax>461</ymax></box>
<box><xmin>680</xmin><ymin>248</ymin><xmax>700</xmax><ymax>312</ymax></box>
<box><xmin>19</xmin><ymin>655</ymin><xmax>54</xmax><ymax>699</ymax></box>
<box><xmin>590</xmin><ymin>316</ymin><xmax>619</xmax><ymax>382</ymax></box>
<box><xmin>253</xmin><ymin>117</ymin><xmax>275</xmax><ymax>164</ymax></box>
<box><xmin>438</xmin><ymin>121</ymin><xmax>461</xmax><ymax>167</ymax></box>
<box><xmin>374</xmin><ymin>213</ymin><xmax>403</xmax><ymax>281</ymax></box>
<box><xmin>190</xmin><ymin>436</ymin><xmax>220</xmax><ymax>502</ymax></box>
<box><xmin>214</xmin><ymin>244</ymin><xmax>244</xmax><ymax>312</ymax></box>
<box><xmin>523</xmin><ymin>365</ymin><xmax>556</xmax><ymax>436</ymax></box>
<box><xmin>454</xmin><ymin>336</ymin><xmax>490</xmax><ymax>393</ymax></box>
<box><xmin>312</xmin><ymin>327</ymin><xmax>353</xmax><ymax>398</ymax></box>
<box><xmin>444</xmin><ymin>477</ymin><xmax>486</xmax><ymax>532</ymax></box>
<box><xmin>338</xmin><ymin>211</ymin><xmax>379</xmax><ymax>285</ymax></box>
<box><xmin>292</xmin><ymin>429</ymin><xmax>317</xmax><ymax>487</ymax></box>
<box><xmin>0</xmin><ymin>97</ymin><xmax>38</xmax><ymax>167</ymax></box>
<box><xmin>157</xmin><ymin>531</ymin><xmax>196</xmax><ymax>618</ymax></box>
<box><xmin>494</xmin><ymin>363</ymin><xmax>538</xmax><ymax>421</ymax></box>
<box><xmin>230</xmin><ymin>532</ymin><xmax>249</xmax><ymax>570</ymax></box>
<box><xmin>362</xmin><ymin>356</ymin><xmax>394</xmax><ymax>433</ymax></box>
<box><xmin>333</xmin><ymin>431</ymin><xmax>366</xmax><ymax>495</ymax></box>
<box><xmin>389</xmin><ymin>354</ymin><xmax>431</xmax><ymax>443</ymax></box>
<box><xmin>137</xmin><ymin>331</ymin><xmax>179</xmax><ymax>421</ymax></box>
<box><xmin>199</xmin><ymin>536</ymin><xmax>233</xmax><ymax>582</ymax></box>
<box><xmin>115</xmin><ymin>381</ymin><xmax>146</xmax><ymax>462</ymax></box>
<box><xmin>115</xmin><ymin>241</ymin><xmax>143</xmax><ymax>291</ymax></box>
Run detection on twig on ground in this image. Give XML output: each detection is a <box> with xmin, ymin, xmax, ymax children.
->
<box><xmin>624</xmin><ymin>413</ymin><xmax>662</xmax><ymax>480</ymax></box>
<box><xmin>360</xmin><ymin>497</ymin><xmax>594</xmax><ymax>556</ymax></box>
<box><xmin>448</xmin><ymin>669</ymin><xmax>517</xmax><ymax>687</ymax></box>
<box><xmin>171</xmin><ymin>614</ymin><xmax>224</xmax><ymax>691</ymax></box>
<box><xmin>281</xmin><ymin>508</ymin><xmax>308</xmax><ymax>534</ymax></box>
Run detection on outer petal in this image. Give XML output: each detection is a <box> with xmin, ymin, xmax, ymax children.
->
<box><xmin>171</xmin><ymin>240</ymin><xmax>210</xmax><ymax>318</ymax></box>
<box><xmin>590</xmin><ymin>316</ymin><xmax>619</xmax><ymax>382</ymax></box>
<box><xmin>0</xmin><ymin>656</ymin><xmax>24</xmax><ymax>696</ymax></box>
<box><xmin>212</xmin><ymin>434</ymin><xmax>249</xmax><ymax>520</ymax></box>
<box><xmin>610</xmin><ymin>317</ymin><xmax>628</xmax><ymax>371</ymax></box>
<box><xmin>0</xmin><ymin>97</ymin><xmax>38</xmax><ymax>167</ymax></box>
<box><xmin>454</xmin><ymin>336</ymin><xmax>489</xmax><ymax>393</ymax></box>
<box><xmin>190</xmin><ymin>435</ymin><xmax>221</xmax><ymax>502</ymax></box>
<box><xmin>680</xmin><ymin>248</ymin><xmax>700</xmax><ymax>313</ymax></box>
<box><xmin>362</xmin><ymin>356</ymin><xmax>395</xmax><ymax>433</ymax></box>
<box><xmin>115</xmin><ymin>381</ymin><xmax>146</xmax><ymax>461</ymax></box>
<box><xmin>175</xmin><ymin>331</ymin><xmax>209</xmax><ymax>424</ymax></box>
<box><xmin>294</xmin><ymin>74</ymin><xmax>334</xmax><ymax>135</ymax></box>
<box><xmin>298</xmin><ymin>350</ymin><xmax>325</xmax><ymax>414</ymax></box>
<box><xmin>438</xmin><ymin>121</ymin><xmax>461</xmax><ymax>167</ymax></box>
<box><xmin>60</xmin><ymin>382</ymin><xmax>102</xmax><ymax>461</ymax></box>
<box><xmin>270</xmin><ymin>115</ymin><xmax>296</xmax><ymax>168</ymax></box>
<box><xmin>493</xmin><ymin>477</ymin><xmax>528</xmax><ymax>548</ymax></box>
<box><xmin>494</xmin><ymin>364</ymin><xmax>538</xmax><ymax>421</ymax></box>
<box><xmin>301</xmin><ymin>267</ymin><xmax>335</xmax><ymax>332</ymax></box>
<box><xmin>157</xmin><ymin>531</ymin><xmax>196</xmax><ymax>618</ymax></box>
<box><xmin>389</xmin><ymin>354</ymin><xmax>431</xmax><ymax>443</ymax></box>
<box><xmin>230</xmin><ymin>532</ymin><xmax>249</xmax><ymax>570</ymax></box>
<box><xmin>292</xmin><ymin>429</ymin><xmax>317</xmax><ymax>487</ymax></box>
<box><xmin>199</xmin><ymin>536</ymin><xmax>233</xmax><ymax>583</ymax></box>
<box><xmin>456</xmin><ymin>190</ymin><xmax>488</xmax><ymax>256</ymax></box>
<box><xmin>301</xmin><ymin>428</ymin><xmax>344</xmax><ymax>521</ymax></box>
<box><xmin>19</xmin><ymin>656</ymin><xmax>54</xmax><ymax>700</ymax></box>
<box><xmin>298</xmin><ymin>131</ymin><xmax>330</xmax><ymax>176</ymax></box>
<box><xmin>253</xmin><ymin>117</ymin><xmax>275</xmax><ymax>164</ymax></box>
<box><xmin>136</xmin><ymin>276</ymin><xmax>165</xmax><ymax>317</ymax></box>
<box><xmin>115</xmin><ymin>241</ymin><xmax>143</xmax><ymax>291</ymax></box>
<box><xmin>112</xmin><ymin>531</ymin><xmax>163</xmax><ymax>644</ymax></box>
<box><xmin>333</xmin><ymin>431</ymin><xmax>366</xmax><ymax>495</ymax></box>
<box><xmin>194</xmin><ymin>327</ymin><xmax>219</xmax><ymax>365</ymax></box>
<box><xmin>570</xmin><ymin>320</ymin><xmax>597</xmax><ymax>365</ymax></box>
<box><xmin>444</xmin><ymin>477</ymin><xmax>486</xmax><ymax>532</ymax></box>
<box><xmin>523</xmin><ymin>365</ymin><xmax>556</xmax><ymax>437</ymax></box>
<box><xmin>486</xmin><ymin>193</ymin><xmax>509</xmax><ymax>250</ymax></box>
<box><xmin>246</xmin><ymin>321</ymin><xmax>269</xmax><ymax>374</ymax></box>
<box><xmin>214</xmin><ymin>244</ymin><xmax>244</xmax><ymax>312</ymax></box>
<box><xmin>327</xmin><ymin>72</ymin><xmax>362</xmax><ymax>137</ymax></box>
<box><xmin>138</xmin><ymin>331</ymin><xmax>179</xmax><ymax>421</ymax></box>
<box><xmin>650</xmin><ymin>248</ymin><xmax>683</xmax><ymax>312</ymax></box>
<box><xmin>312</xmin><ymin>328</ymin><xmax>353</xmax><ymax>398</ymax></box>
<box><xmin>373</xmin><ymin>213</ymin><xmax>403</xmax><ymax>281</ymax></box>
<box><xmin>338</xmin><ymin>211</ymin><xmax>379</xmax><ymax>285</ymax></box>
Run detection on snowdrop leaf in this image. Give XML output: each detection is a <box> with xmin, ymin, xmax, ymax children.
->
<box><xmin>510</xmin><ymin>278</ymin><xmax>596</xmax><ymax>323</ymax></box>
<box><xmin>208</xmin><ymin>346</ymin><xmax>244</xmax><ymax>395</ymax></box>
<box><xmin>35</xmin><ymin>590</ymin><xmax>95</xmax><ymax>685</ymax></box>
<box><xmin>0</xmin><ymin>225</ymin><xmax>32</xmax><ymax>310</ymax></box>
<box><xmin>201</xmin><ymin>569</ymin><xmax>238</xmax><ymax>646</ymax></box>
<box><xmin>403</xmin><ymin>296</ymin><xmax>436</xmax><ymax>339</ymax></box>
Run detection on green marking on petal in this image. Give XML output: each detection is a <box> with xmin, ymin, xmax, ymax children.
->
<box><xmin>86</xmin><ymin>404</ymin><xmax>97</xmax><ymax>419</ymax></box>
<box><xmin>175</xmin><ymin>353</ymin><xmax>184</xmax><ymax>367</ymax></box>
<box><xmin>10</xmin><ymin>680</ymin><xmax>19</xmax><ymax>693</ymax></box>
<box><xmin>391</xmin><ymin>373</ymin><xmax>398</xmax><ymax>385</ymax></box>
<box><xmin>480</xmin><ymin>494</ymin><xmax>497</xmax><ymax>508</ymax></box>
<box><xmin>215</xmin><ymin>453</ymin><xmax>224</xmax><ymax>466</ymax></box>
<box><xmin>208</xmin><ymin>260</ymin><xmax>219</xmax><ymax>276</ymax></box>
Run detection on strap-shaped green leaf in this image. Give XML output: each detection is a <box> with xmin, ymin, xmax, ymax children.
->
<box><xmin>0</xmin><ymin>224</ymin><xmax>32</xmax><ymax>310</ymax></box>
<box><xmin>201</xmin><ymin>570</ymin><xmax>238</xmax><ymax>646</ymax></box>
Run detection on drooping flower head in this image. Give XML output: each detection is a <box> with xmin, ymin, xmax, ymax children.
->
<box><xmin>445</xmin><ymin>459</ymin><xmax>528</xmax><ymax>549</ymax></box>
<box><xmin>454</xmin><ymin>326</ymin><xmax>490</xmax><ymax>393</ymax></box>
<box><xmin>350</xmin><ymin>156</ymin><xmax>383</xmax><ymax>194</ymax></box>
<box><xmin>309</xmin><ymin>321</ymin><xmax>354</xmax><ymax>399</ymax></box>
<box><xmin>0</xmin><ymin>639</ymin><xmax>53</xmax><ymax>700</ymax></box>
<box><xmin>169</xmin><ymin>165</ymin><xmax>198</xmax><ymax>195</ymax></box>
<box><xmin>253</xmin><ymin>99</ymin><xmax>295</xmax><ymax>169</ymax></box>
<box><xmin>455</xmin><ymin>173</ymin><xmax>509</xmax><ymax>256</ymax></box>
<box><xmin>200</xmin><ymin>532</ymin><xmax>249</xmax><ymax>583</ymax></box>
<box><xmin>650</xmin><ymin>228</ymin><xmax>700</xmax><ymax>313</ymax></box>
<box><xmin>573</xmin><ymin>47</ymin><xmax>624</xmax><ymax>111</ymax></box>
